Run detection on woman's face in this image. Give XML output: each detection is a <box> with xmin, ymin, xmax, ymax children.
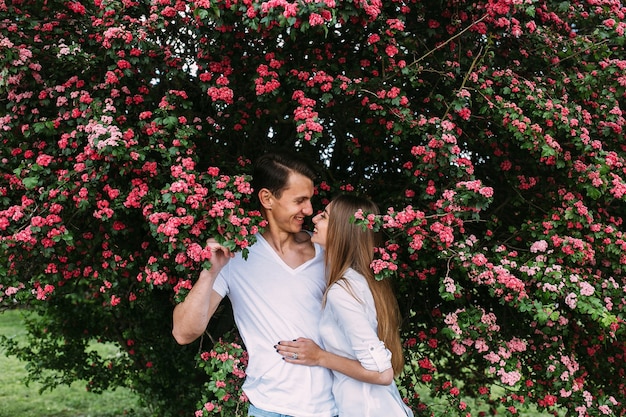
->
<box><xmin>311</xmin><ymin>202</ymin><xmax>332</xmax><ymax>247</ymax></box>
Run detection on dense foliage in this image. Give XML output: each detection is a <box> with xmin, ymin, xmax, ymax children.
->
<box><xmin>1</xmin><ymin>0</ymin><xmax>626</xmax><ymax>415</ymax></box>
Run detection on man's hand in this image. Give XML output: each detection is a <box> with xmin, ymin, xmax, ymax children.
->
<box><xmin>205</xmin><ymin>238</ymin><xmax>234</xmax><ymax>272</ymax></box>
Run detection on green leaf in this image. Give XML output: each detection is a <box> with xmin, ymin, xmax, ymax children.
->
<box><xmin>22</xmin><ymin>176</ymin><xmax>40</xmax><ymax>190</ymax></box>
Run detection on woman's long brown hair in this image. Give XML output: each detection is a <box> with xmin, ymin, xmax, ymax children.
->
<box><xmin>323</xmin><ymin>194</ymin><xmax>405</xmax><ymax>375</ymax></box>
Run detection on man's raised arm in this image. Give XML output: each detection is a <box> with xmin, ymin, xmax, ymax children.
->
<box><xmin>172</xmin><ymin>242</ymin><xmax>232</xmax><ymax>345</ymax></box>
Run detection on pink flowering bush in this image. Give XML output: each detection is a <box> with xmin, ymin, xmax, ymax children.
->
<box><xmin>195</xmin><ymin>333</ymin><xmax>249</xmax><ymax>417</ymax></box>
<box><xmin>2</xmin><ymin>0</ymin><xmax>626</xmax><ymax>416</ymax></box>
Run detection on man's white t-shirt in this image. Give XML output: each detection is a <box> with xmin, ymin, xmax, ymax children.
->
<box><xmin>213</xmin><ymin>234</ymin><xmax>337</xmax><ymax>417</ymax></box>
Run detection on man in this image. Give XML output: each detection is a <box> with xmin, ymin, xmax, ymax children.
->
<box><xmin>172</xmin><ymin>152</ymin><xmax>338</xmax><ymax>417</ymax></box>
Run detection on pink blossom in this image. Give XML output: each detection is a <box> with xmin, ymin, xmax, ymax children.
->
<box><xmin>506</xmin><ymin>337</ymin><xmax>527</xmax><ymax>353</ymax></box>
<box><xmin>309</xmin><ymin>13</ymin><xmax>325</xmax><ymax>26</ymax></box>
<box><xmin>484</xmin><ymin>352</ymin><xmax>500</xmax><ymax>364</ymax></box>
<box><xmin>174</xmin><ymin>280</ymin><xmax>192</xmax><ymax>294</ymax></box>
<box><xmin>579</xmin><ymin>281</ymin><xmax>595</xmax><ymax>296</ymax></box>
<box><xmin>385</xmin><ymin>45</ymin><xmax>398</xmax><ymax>57</ymax></box>
<box><xmin>457</xmin><ymin>107</ymin><xmax>471</xmax><ymax>120</ymax></box>
<box><xmin>36</xmin><ymin>154</ymin><xmax>53</xmax><ymax>166</ymax></box>
<box><xmin>498</xmin><ymin>369</ymin><xmax>521</xmax><ymax>386</ymax></box>
<box><xmin>35</xmin><ymin>283</ymin><xmax>55</xmax><ymax>300</ymax></box>
<box><xmin>530</xmin><ymin>240</ymin><xmax>548</xmax><ymax>253</ymax></box>
<box><xmin>207</xmin><ymin>86</ymin><xmax>234</xmax><ymax>104</ymax></box>
<box><xmin>474</xmin><ymin>339</ymin><xmax>489</xmax><ymax>352</ymax></box>
<box><xmin>386</xmin><ymin>18</ymin><xmax>404</xmax><ymax>30</ymax></box>
<box><xmin>5</xmin><ymin>285</ymin><xmax>23</xmax><ymax>296</ymax></box>
<box><xmin>111</xmin><ymin>295</ymin><xmax>121</xmax><ymax>306</ymax></box>
<box><xmin>367</xmin><ymin>34</ymin><xmax>380</xmax><ymax>44</ymax></box>
<box><xmin>451</xmin><ymin>341</ymin><xmax>466</xmax><ymax>355</ymax></box>
<box><xmin>479</xmin><ymin>187</ymin><xmax>494</xmax><ymax>197</ymax></box>
<box><xmin>471</xmin><ymin>254</ymin><xmax>488</xmax><ymax>266</ymax></box>
<box><xmin>565</xmin><ymin>293</ymin><xmax>577</xmax><ymax>309</ymax></box>
<box><xmin>443</xmin><ymin>276</ymin><xmax>457</xmax><ymax>294</ymax></box>
<box><xmin>603</xmin><ymin>18</ymin><xmax>616</xmax><ymax>28</ymax></box>
<box><xmin>430</xmin><ymin>222</ymin><xmax>455</xmax><ymax>245</ymax></box>
<box><xmin>599</xmin><ymin>405</ymin><xmax>613</xmax><ymax>415</ymax></box>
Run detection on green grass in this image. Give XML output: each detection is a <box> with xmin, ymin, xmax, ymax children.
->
<box><xmin>0</xmin><ymin>309</ymin><xmax>150</xmax><ymax>417</ymax></box>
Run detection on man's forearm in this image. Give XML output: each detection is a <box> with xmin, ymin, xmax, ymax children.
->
<box><xmin>172</xmin><ymin>269</ymin><xmax>220</xmax><ymax>344</ymax></box>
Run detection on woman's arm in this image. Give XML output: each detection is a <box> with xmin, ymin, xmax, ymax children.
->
<box><xmin>276</xmin><ymin>338</ymin><xmax>394</xmax><ymax>385</ymax></box>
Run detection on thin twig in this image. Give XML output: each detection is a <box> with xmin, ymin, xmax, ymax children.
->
<box><xmin>411</xmin><ymin>14</ymin><xmax>490</xmax><ymax>68</ymax></box>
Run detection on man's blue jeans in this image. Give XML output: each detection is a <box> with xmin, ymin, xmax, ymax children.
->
<box><xmin>248</xmin><ymin>404</ymin><xmax>338</xmax><ymax>417</ymax></box>
<box><xmin>247</xmin><ymin>404</ymin><xmax>293</xmax><ymax>417</ymax></box>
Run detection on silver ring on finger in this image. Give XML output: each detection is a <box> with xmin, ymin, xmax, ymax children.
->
<box><xmin>292</xmin><ymin>353</ymin><xmax>298</xmax><ymax>360</ymax></box>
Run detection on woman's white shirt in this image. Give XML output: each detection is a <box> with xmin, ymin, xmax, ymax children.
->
<box><xmin>319</xmin><ymin>268</ymin><xmax>414</xmax><ymax>417</ymax></box>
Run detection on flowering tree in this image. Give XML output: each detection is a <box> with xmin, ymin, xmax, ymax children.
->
<box><xmin>2</xmin><ymin>0</ymin><xmax>626</xmax><ymax>416</ymax></box>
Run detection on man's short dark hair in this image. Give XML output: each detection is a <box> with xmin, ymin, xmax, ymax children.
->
<box><xmin>252</xmin><ymin>152</ymin><xmax>316</xmax><ymax>198</ymax></box>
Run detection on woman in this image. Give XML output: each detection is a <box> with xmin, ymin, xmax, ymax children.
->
<box><xmin>276</xmin><ymin>195</ymin><xmax>413</xmax><ymax>417</ymax></box>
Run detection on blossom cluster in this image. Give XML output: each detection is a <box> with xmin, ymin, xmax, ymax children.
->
<box><xmin>195</xmin><ymin>335</ymin><xmax>249</xmax><ymax>417</ymax></box>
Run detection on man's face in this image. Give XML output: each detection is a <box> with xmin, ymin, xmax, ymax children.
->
<box><xmin>267</xmin><ymin>172</ymin><xmax>314</xmax><ymax>234</ymax></box>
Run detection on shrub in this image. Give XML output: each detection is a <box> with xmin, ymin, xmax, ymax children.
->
<box><xmin>1</xmin><ymin>0</ymin><xmax>625</xmax><ymax>416</ymax></box>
